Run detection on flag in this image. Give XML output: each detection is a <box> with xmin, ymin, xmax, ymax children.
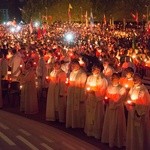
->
<box><xmin>68</xmin><ymin>3</ymin><xmax>73</xmax><ymax>21</ymax></box>
<box><xmin>29</xmin><ymin>19</ymin><xmax>33</xmax><ymax>34</ymax></box>
<box><xmin>123</xmin><ymin>18</ymin><xmax>126</xmax><ymax>30</ymax></box>
<box><xmin>85</xmin><ymin>11</ymin><xmax>88</xmax><ymax>27</ymax></box>
<box><xmin>90</xmin><ymin>11</ymin><xmax>94</xmax><ymax>25</ymax></box>
<box><xmin>103</xmin><ymin>14</ymin><xmax>106</xmax><ymax>25</ymax></box>
<box><xmin>19</xmin><ymin>8</ymin><xmax>25</xmax><ymax>13</ymax></box>
<box><xmin>131</xmin><ymin>12</ymin><xmax>138</xmax><ymax>23</ymax></box>
<box><xmin>143</xmin><ymin>14</ymin><xmax>146</xmax><ymax>20</ymax></box>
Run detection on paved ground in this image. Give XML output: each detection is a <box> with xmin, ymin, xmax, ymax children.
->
<box><xmin>1</xmin><ymin>98</ymin><xmax>125</xmax><ymax>150</ymax></box>
<box><xmin>0</xmin><ymin>110</ymin><xmax>102</xmax><ymax>150</ymax></box>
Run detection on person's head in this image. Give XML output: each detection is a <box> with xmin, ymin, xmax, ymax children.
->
<box><xmin>111</xmin><ymin>73</ymin><xmax>120</xmax><ymax>85</ymax></box>
<box><xmin>103</xmin><ymin>59</ymin><xmax>109</xmax><ymax>68</ymax></box>
<box><xmin>125</xmin><ymin>67</ymin><xmax>134</xmax><ymax>79</ymax></box>
<box><xmin>38</xmin><ymin>50</ymin><xmax>44</xmax><ymax>57</ymax></box>
<box><xmin>71</xmin><ymin>59</ymin><xmax>80</xmax><ymax>71</ymax></box>
<box><xmin>133</xmin><ymin>74</ymin><xmax>142</xmax><ymax>86</ymax></box>
<box><xmin>25</xmin><ymin>61</ymin><xmax>33</xmax><ymax>70</ymax></box>
<box><xmin>92</xmin><ymin>63</ymin><xmax>104</xmax><ymax>75</ymax></box>
<box><xmin>11</xmin><ymin>49</ymin><xmax>17</xmax><ymax>55</ymax></box>
<box><xmin>54</xmin><ymin>61</ymin><xmax>61</xmax><ymax>70</ymax></box>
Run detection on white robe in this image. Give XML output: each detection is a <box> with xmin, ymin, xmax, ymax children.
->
<box><xmin>36</xmin><ymin>57</ymin><xmax>47</xmax><ymax>89</ymax></box>
<box><xmin>9</xmin><ymin>54</ymin><xmax>24</xmax><ymax>81</ymax></box>
<box><xmin>101</xmin><ymin>84</ymin><xmax>126</xmax><ymax>148</ymax></box>
<box><xmin>46</xmin><ymin>69</ymin><xmax>66</xmax><ymax>122</ymax></box>
<box><xmin>20</xmin><ymin>69</ymin><xmax>38</xmax><ymax>114</ymax></box>
<box><xmin>126</xmin><ymin>84</ymin><xmax>150</xmax><ymax>150</ymax></box>
<box><xmin>84</xmin><ymin>74</ymin><xmax>108</xmax><ymax>139</ymax></box>
<box><xmin>66</xmin><ymin>69</ymin><xmax>87</xmax><ymax>128</ymax></box>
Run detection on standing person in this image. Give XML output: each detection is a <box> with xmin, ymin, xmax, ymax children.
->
<box><xmin>125</xmin><ymin>74</ymin><xmax>150</xmax><ymax>150</ymax></box>
<box><xmin>66</xmin><ymin>60</ymin><xmax>87</xmax><ymax>128</ymax></box>
<box><xmin>46</xmin><ymin>62</ymin><xmax>67</xmax><ymax>122</ymax></box>
<box><xmin>101</xmin><ymin>73</ymin><xmax>126</xmax><ymax>148</ymax></box>
<box><xmin>36</xmin><ymin>50</ymin><xmax>47</xmax><ymax>99</ymax></box>
<box><xmin>84</xmin><ymin>64</ymin><xmax>108</xmax><ymax>139</ymax></box>
<box><xmin>8</xmin><ymin>49</ymin><xmax>24</xmax><ymax>81</ymax></box>
<box><xmin>103</xmin><ymin>59</ymin><xmax>115</xmax><ymax>83</ymax></box>
<box><xmin>19</xmin><ymin>61</ymin><xmax>38</xmax><ymax>114</ymax></box>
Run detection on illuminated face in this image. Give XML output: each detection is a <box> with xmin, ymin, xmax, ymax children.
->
<box><xmin>126</xmin><ymin>72</ymin><xmax>133</xmax><ymax>79</ymax></box>
<box><xmin>54</xmin><ymin>63</ymin><xmax>61</xmax><ymax>70</ymax></box>
<box><xmin>133</xmin><ymin>76</ymin><xmax>141</xmax><ymax>85</ymax></box>
<box><xmin>92</xmin><ymin>67</ymin><xmax>100</xmax><ymax>75</ymax></box>
<box><xmin>72</xmin><ymin>63</ymin><xmax>80</xmax><ymax>71</ymax></box>
<box><xmin>111</xmin><ymin>76</ymin><xmax>119</xmax><ymax>85</ymax></box>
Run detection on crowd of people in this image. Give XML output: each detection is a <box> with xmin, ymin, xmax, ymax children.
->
<box><xmin>0</xmin><ymin>21</ymin><xmax>150</xmax><ymax>150</ymax></box>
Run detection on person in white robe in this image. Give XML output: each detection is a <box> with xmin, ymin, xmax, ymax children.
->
<box><xmin>84</xmin><ymin>64</ymin><xmax>108</xmax><ymax>139</ymax></box>
<box><xmin>36</xmin><ymin>50</ymin><xmax>47</xmax><ymax>99</ymax></box>
<box><xmin>101</xmin><ymin>73</ymin><xmax>126</xmax><ymax>148</ymax></box>
<box><xmin>8</xmin><ymin>49</ymin><xmax>24</xmax><ymax>81</ymax></box>
<box><xmin>66</xmin><ymin>60</ymin><xmax>87</xmax><ymax>128</ymax></box>
<box><xmin>125</xmin><ymin>74</ymin><xmax>150</xmax><ymax>150</ymax></box>
<box><xmin>19</xmin><ymin>61</ymin><xmax>38</xmax><ymax>114</ymax></box>
<box><xmin>103</xmin><ymin>59</ymin><xmax>114</xmax><ymax>83</ymax></box>
<box><xmin>46</xmin><ymin>62</ymin><xmax>67</xmax><ymax>122</ymax></box>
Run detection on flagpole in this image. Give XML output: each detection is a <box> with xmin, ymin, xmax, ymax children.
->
<box><xmin>80</xmin><ymin>7</ymin><xmax>83</xmax><ymax>23</ymax></box>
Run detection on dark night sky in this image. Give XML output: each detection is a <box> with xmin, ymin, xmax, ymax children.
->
<box><xmin>0</xmin><ymin>0</ymin><xmax>25</xmax><ymax>21</ymax></box>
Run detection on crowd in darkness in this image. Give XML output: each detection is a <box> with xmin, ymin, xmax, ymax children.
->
<box><xmin>0</xmin><ymin>22</ymin><xmax>150</xmax><ymax>150</ymax></box>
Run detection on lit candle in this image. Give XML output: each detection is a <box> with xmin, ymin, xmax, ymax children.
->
<box><xmin>20</xmin><ymin>64</ymin><xmax>23</xmax><ymax>68</ymax></box>
<box><xmin>46</xmin><ymin>76</ymin><xmax>49</xmax><ymax>80</ymax></box>
<box><xmin>86</xmin><ymin>87</ymin><xmax>91</xmax><ymax>91</ymax></box>
<box><xmin>65</xmin><ymin>78</ymin><xmax>69</xmax><ymax>85</ymax></box>
<box><xmin>126</xmin><ymin>99</ymin><xmax>135</xmax><ymax>106</ymax></box>
<box><xmin>125</xmin><ymin>84</ymin><xmax>129</xmax><ymax>88</ymax></box>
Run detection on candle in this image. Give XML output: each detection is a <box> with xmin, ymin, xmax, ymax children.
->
<box><xmin>86</xmin><ymin>87</ymin><xmax>91</xmax><ymax>91</ymax></box>
<box><xmin>46</xmin><ymin>76</ymin><xmax>49</xmax><ymax>80</ymax></box>
<box><xmin>20</xmin><ymin>64</ymin><xmax>23</xmax><ymax>68</ymax></box>
<box><xmin>125</xmin><ymin>84</ymin><xmax>129</xmax><ymax>88</ymax></box>
<box><xmin>65</xmin><ymin>78</ymin><xmax>69</xmax><ymax>85</ymax></box>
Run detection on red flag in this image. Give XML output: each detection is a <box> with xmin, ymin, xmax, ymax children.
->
<box><xmin>29</xmin><ymin>19</ymin><xmax>33</xmax><ymax>34</ymax></box>
<box><xmin>68</xmin><ymin>3</ymin><xmax>73</xmax><ymax>21</ymax></box>
<box><xmin>131</xmin><ymin>12</ymin><xmax>138</xmax><ymax>23</ymax></box>
<box><xmin>103</xmin><ymin>14</ymin><xmax>106</xmax><ymax>24</ymax></box>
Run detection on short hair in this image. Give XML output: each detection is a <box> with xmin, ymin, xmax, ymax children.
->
<box><xmin>126</xmin><ymin>67</ymin><xmax>134</xmax><ymax>74</ymax></box>
<box><xmin>92</xmin><ymin>63</ymin><xmax>104</xmax><ymax>72</ymax></box>
<box><xmin>12</xmin><ymin>49</ymin><xmax>17</xmax><ymax>54</ymax></box>
<box><xmin>112</xmin><ymin>72</ymin><xmax>121</xmax><ymax>79</ymax></box>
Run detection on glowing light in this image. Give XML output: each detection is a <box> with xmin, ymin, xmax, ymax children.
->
<box><xmin>10</xmin><ymin>27</ymin><xmax>15</xmax><ymax>33</ymax></box>
<box><xmin>86</xmin><ymin>87</ymin><xmax>91</xmax><ymax>91</ymax></box>
<box><xmin>34</xmin><ymin>22</ymin><xmax>40</xmax><ymax>27</ymax></box>
<box><xmin>20</xmin><ymin>64</ymin><xmax>23</xmax><ymax>68</ymax></box>
<box><xmin>64</xmin><ymin>32</ymin><xmax>74</xmax><ymax>43</ymax></box>
<box><xmin>16</xmin><ymin>25</ymin><xmax>21</xmax><ymax>31</ymax></box>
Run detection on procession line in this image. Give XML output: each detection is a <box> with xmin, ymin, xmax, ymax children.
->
<box><xmin>0</xmin><ymin>131</ymin><xmax>16</xmax><ymax>145</ymax></box>
<box><xmin>16</xmin><ymin>135</ymin><xmax>39</xmax><ymax>150</ymax></box>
